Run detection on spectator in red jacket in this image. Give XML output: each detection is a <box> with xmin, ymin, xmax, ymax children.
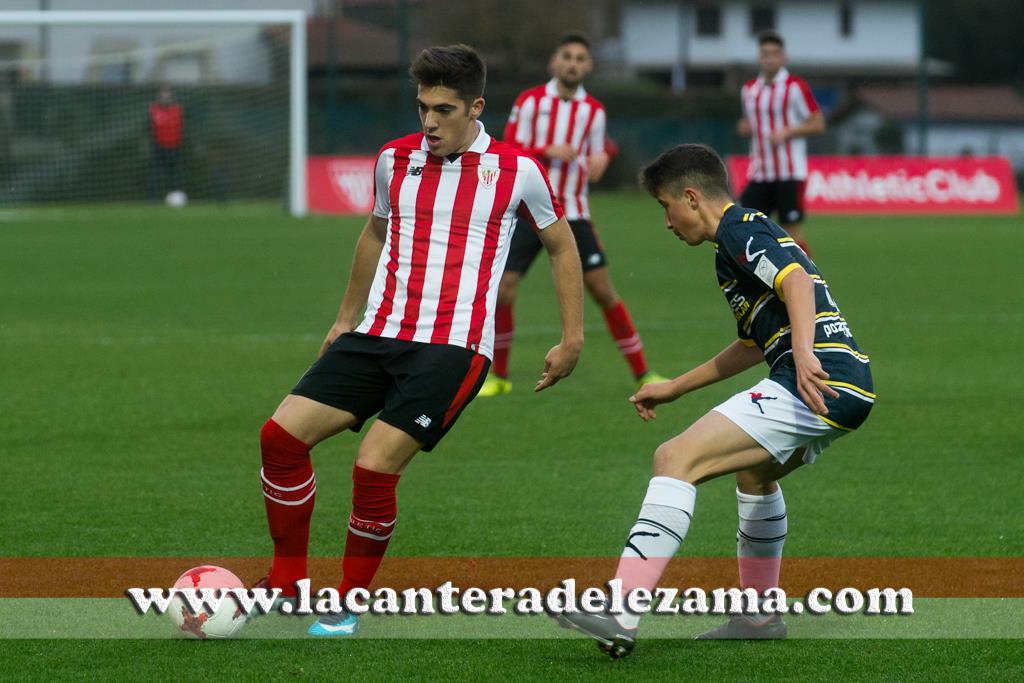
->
<box><xmin>146</xmin><ymin>86</ymin><xmax>184</xmax><ymax>201</ymax></box>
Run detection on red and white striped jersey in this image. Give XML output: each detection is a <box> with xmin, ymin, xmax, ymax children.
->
<box><xmin>741</xmin><ymin>67</ymin><xmax>820</xmax><ymax>182</ymax></box>
<box><xmin>356</xmin><ymin>123</ymin><xmax>563</xmax><ymax>359</ymax></box>
<box><xmin>504</xmin><ymin>79</ymin><xmax>606</xmax><ymax>220</ymax></box>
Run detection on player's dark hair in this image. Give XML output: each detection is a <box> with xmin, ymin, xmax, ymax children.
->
<box><xmin>557</xmin><ymin>31</ymin><xmax>591</xmax><ymax>51</ymax></box>
<box><xmin>757</xmin><ymin>30</ymin><xmax>785</xmax><ymax>49</ymax></box>
<box><xmin>409</xmin><ymin>44</ymin><xmax>486</xmax><ymax>104</ymax></box>
<box><xmin>640</xmin><ymin>144</ymin><xmax>732</xmax><ymax>200</ymax></box>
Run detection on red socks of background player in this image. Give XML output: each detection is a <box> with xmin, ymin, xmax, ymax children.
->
<box><xmin>261</xmin><ymin>419</ymin><xmax>316</xmax><ymax>597</ymax></box>
<box><xmin>497</xmin><ymin>300</ymin><xmax>648</xmax><ymax>380</ymax></box>
<box><xmin>338</xmin><ymin>464</ymin><xmax>401</xmax><ymax>598</ymax></box>
<box><xmin>603</xmin><ymin>301</ymin><xmax>648</xmax><ymax>379</ymax></box>
<box><xmin>492</xmin><ymin>303</ymin><xmax>514</xmax><ymax>379</ymax></box>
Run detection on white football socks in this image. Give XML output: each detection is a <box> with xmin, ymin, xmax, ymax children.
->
<box><xmin>736</xmin><ymin>485</ymin><xmax>787</xmax><ymax>623</ymax></box>
<box><xmin>613</xmin><ymin>476</ymin><xmax>696</xmax><ymax>629</ymax></box>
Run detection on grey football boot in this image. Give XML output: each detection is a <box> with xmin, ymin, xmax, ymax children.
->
<box><xmin>694</xmin><ymin>613</ymin><xmax>788</xmax><ymax>639</ymax></box>
<box><xmin>554</xmin><ymin>608</ymin><xmax>638</xmax><ymax>659</ymax></box>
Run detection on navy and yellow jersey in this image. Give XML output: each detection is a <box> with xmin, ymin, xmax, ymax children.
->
<box><xmin>714</xmin><ymin>203</ymin><xmax>874</xmax><ymax>430</ymax></box>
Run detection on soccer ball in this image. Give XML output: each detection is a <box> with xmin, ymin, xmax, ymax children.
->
<box><xmin>168</xmin><ymin>565</ymin><xmax>247</xmax><ymax>639</ymax></box>
<box><xmin>165</xmin><ymin>190</ymin><xmax>188</xmax><ymax>208</ymax></box>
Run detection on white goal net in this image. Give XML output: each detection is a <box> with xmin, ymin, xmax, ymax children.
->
<box><xmin>0</xmin><ymin>11</ymin><xmax>307</xmax><ymax>215</ymax></box>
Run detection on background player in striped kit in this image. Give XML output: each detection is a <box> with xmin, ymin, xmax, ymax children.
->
<box><xmin>738</xmin><ymin>31</ymin><xmax>825</xmax><ymax>255</ymax></box>
<box><xmin>479</xmin><ymin>32</ymin><xmax>664</xmax><ymax>396</ymax></box>
<box><xmin>256</xmin><ymin>44</ymin><xmax>584</xmax><ymax>637</ymax></box>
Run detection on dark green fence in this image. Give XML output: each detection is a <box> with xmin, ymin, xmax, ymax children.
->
<box><xmin>0</xmin><ymin>80</ymin><xmax>747</xmax><ymax>205</ymax></box>
<box><xmin>0</xmin><ymin>85</ymin><xmax>289</xmax><ymax>204</ymax></box>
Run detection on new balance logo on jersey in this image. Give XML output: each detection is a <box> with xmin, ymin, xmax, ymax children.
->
<box><xmin>750</xmin><ymin>391</ymin><xmax>778</xmax><ymax>414</ymax></box>
<box><xmin>414</xmin><ymin>414</ymin><xmax>432</xmax><ymax>428</ymax></box>
<box><xmin>407</xmin><ymin>165</ymin><xmax>424</xmax><ymax>177</ymax></box>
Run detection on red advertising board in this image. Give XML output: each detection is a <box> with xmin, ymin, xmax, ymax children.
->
<box><xmin>307</xmin><ymin>156</ymin><xmax>376</xmax><ymax>215</ymax></box>
<box><xmin>728</xmin><ymin>156</ymin><xmax>1019</xmax><ymax>214</ymax></box>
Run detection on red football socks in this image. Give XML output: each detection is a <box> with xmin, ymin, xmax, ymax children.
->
<box><xmin>603</xmin><ymin>301</ymin><xmax>648</xmax><ymax>379</ymax></box>
<box><xmin>492</xmin><ymin>303</ymin><xmax>514</xmax><ymax>379</ymax></box>
<box><xmin>338</xmin><ymin>464</ymin><xmax>401</xmax><ymax>598</ymax></box>
<box><xmin>260</xmin><ymin>419</ymin><xmax>316</xmax><ymax>597</ymax></box>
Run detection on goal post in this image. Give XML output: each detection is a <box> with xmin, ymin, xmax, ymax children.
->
<box><xmin>0</xmin><ymin>10</ymin><xmax>308</xmax><ymax>216</ymax></box>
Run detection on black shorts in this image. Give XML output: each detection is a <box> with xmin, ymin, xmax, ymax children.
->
<box><xmin>504</xmin><ymin>218</ymin><xmax>607</xmax><ymax>275</ymax></box>
<box><xmin>739</xmin><ymin>180</ymin><xmax>807</xmax><ymax>225</ymax></box>
<box><xmin>290</xmin><ymin>332</ymin><xmax>489</xmax><ymax>451</ymax></box>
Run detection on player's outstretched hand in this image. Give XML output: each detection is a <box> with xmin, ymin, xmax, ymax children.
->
<box><xmin>769</xmin><ymin>128</ymin><xmax>791</xmax><ymax>145</ymax></box>
<box><xmin>629</xmin><ymin>380</ymin><xmax>680</xmax><ymax>422</ymax></box>
<box><xmin>793</xmin><ymin>351</ymin><xmax>839</xmax><ymax>415</ymax></box>
<box><xmin>319</xmin><ymin>321</ymin><xmax>354</xmax><ymax>358</ymax></box>
<box><xmin>534</xmin><ymin>342</ymin><xmax>580</xmax><ymax>392</ymax></box>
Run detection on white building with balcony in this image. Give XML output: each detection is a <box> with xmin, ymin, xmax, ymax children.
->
<box><xmin>617</xmin><ymin>1</ymin><xmax>921</xmax><ymax>90</ymax></box>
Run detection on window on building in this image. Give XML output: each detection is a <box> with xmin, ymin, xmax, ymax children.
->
<box><xmin>87</xmin><ymin>38</ymin><xmax>139</xmax><ymax>85</ymax></box>
<box><xmin>696</xmin><ymin>5</ymin><xmax>722</xmax><ymax>37</ymax></box>
<box><xmin>749</xmin><ymin>5</ymin><xmax>776</xmax><ymax>35</ymax></box>
<box><xmin>152</xmin><ymin>45</ymin><xmax>214</xmax><ymax>84</ymax></box>
<box><xmin>839</xmin><ymin>3</ymin><xmax>854</xmax><ymax>38</ymax></box>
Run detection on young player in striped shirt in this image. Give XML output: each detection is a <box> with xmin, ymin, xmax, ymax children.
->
<box><xmin>479</xmin><ymin>32</ymin><xmax>664</xmax><ymax>397</ymax></box>
<box><xmin>255</xmin><ymin>44</ymin><xmax>584</xmax><ymax>637</ymax></box>
<box><xmin>738</xmin><ymin>31</ymin><xmax>825</xmax><ymax>255</ymax></box>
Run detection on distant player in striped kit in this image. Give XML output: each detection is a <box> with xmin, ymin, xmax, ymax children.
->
<box><xmin>255</xmin><ymin>44</ymin><xmax>584</xmax><ymax>637</ymax></box>
<box><xmin>738</xmin><ymin>31</ymin><xmax>825</xmax><ymax>255</ymax></box>
<box><xmin>479</xmin><ymin>32</ymin><xmax>664</xmax><ymax>397</ymax></box>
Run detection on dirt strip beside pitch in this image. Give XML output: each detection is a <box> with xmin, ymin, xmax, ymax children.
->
<box><xmin>2</xmin><ymin>557</ymin><xmax>1022</xmax><ymax>598</ymax></box>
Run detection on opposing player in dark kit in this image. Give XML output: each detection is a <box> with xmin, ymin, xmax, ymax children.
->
<box><xmin>557</xmin><ymin>144</ymin><xmax>873</xmax><ymax>657</ymax></box>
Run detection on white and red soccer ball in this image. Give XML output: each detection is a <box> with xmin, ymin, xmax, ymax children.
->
<box><xmin>168</xmin><ymin>565</ymin><xmax>246</xmax><ymax>639</ymax></box>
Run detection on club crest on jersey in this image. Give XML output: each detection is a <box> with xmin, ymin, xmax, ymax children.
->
<box><xmin>478</xmin><ymin>167</ymin><xmax>499</xmax><ymax>188</ymax></box>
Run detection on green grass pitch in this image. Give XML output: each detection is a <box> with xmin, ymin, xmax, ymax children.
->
<box><xmin>1</xmin><ymin>195</ymin><xmax>1021</xmax><ymax>679</ymax></box>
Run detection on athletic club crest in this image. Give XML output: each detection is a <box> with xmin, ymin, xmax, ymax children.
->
<box><xmin>478</xmin><ymin>167</ymin><xmax>499</xmax><ymax>188</ymax></box>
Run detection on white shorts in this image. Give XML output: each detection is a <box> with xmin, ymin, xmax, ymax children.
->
<box><xmin>712</xmin><ymin>378</ymin><xmax>845</xmax><ymax>464</ymax></box>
